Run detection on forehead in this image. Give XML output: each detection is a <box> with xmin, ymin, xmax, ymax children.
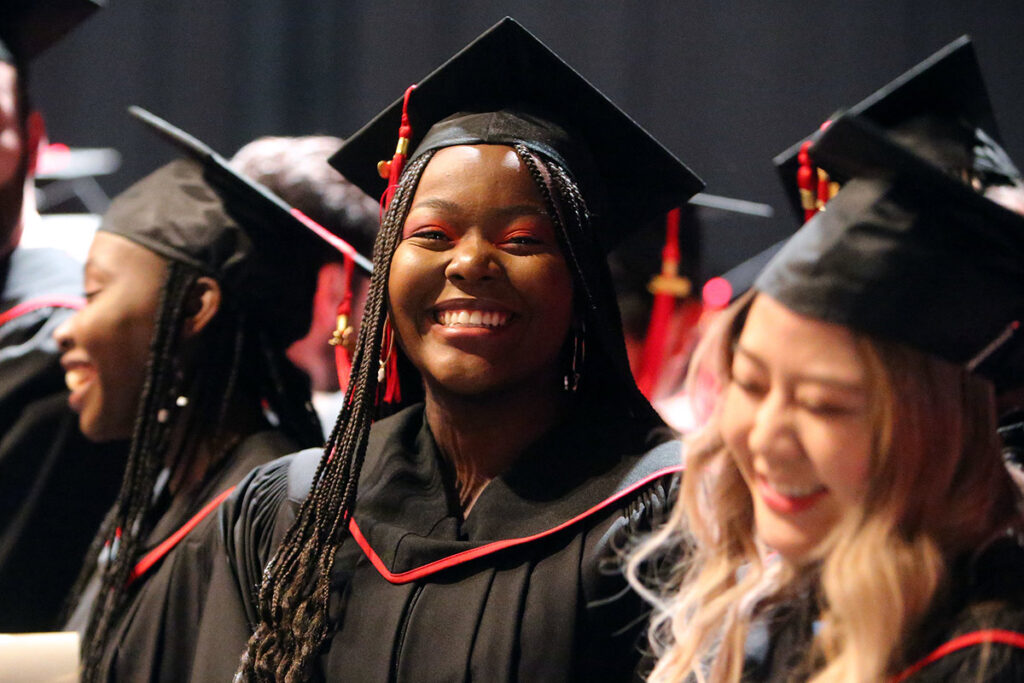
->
<box><xmin>87</xmin><ymin>230</ymin><xmax>168</xmax><ymax>279</ymax></box>
<box><xmin>413</xmin><ymin>144</ymin><xmax>544</xmax><ymax>203</ymax></box>
<box><xmin>739</xmin><ymin>294</ymin><xmax>866</xmax><ymax>379</ymax></box>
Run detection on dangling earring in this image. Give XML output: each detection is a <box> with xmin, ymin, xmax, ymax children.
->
<box><xmin>378</xmin><ymin>316</ymin><xmax>402</xmax><ymax>404</ymax></box>
<box><xmin>158</xmin><ymin>364</ymin><xmax>190</xmax><ymax>423</ymax></box>
<box><xmin>564</xmin><ymin>322</ymin><xmax>585</xmax><ymax>393</ymax></box>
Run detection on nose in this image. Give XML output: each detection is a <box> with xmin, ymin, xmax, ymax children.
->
<box><xmin>445</xmin><ymin>233</ymin><xmax>500</xmax><ymax>284</ymax></box>
<box><xmin>746</xmin><ymin>389</ymin><xmax>798</xmax><ymax>461</ymax></box>
<box><xmin>53</xmin><ymin>313</ymin><xmax>76</xmax><ymax>353</ymax></box>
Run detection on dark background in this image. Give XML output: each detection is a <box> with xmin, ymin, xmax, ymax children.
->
<box><xmin>27</xmin><ymin>0</ymin><xmax>1024</xmax><ymax>281</ymax></box>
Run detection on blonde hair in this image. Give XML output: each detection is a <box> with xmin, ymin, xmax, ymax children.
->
<box><xmin>629</xmin><ymin>291</ymin><xmax>1021</xmax><ymax>683</ymax></box>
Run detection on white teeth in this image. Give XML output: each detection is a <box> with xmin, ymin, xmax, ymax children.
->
<box><xmin>770</xmin><ymin>482</ymin><xmax>823</xmax><ymax>498</ymax></box>
<box><xmin>65</xmin><ymin>368</ymin><xmax>91</xmax><ymax>392</ymax></box>
<box><xmin>436</xmin><ymin>310</ymin><xmax>510</xmax><ymax>328</ymax></box>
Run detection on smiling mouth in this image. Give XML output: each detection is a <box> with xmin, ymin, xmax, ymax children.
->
<box><xmin>64</xmin><ymin>365</ymin><xmax>96</xmax><ymax>412</ymax></box>
<box><xmin>757</xmin><ymin>475</ymin><xmax>828</xmax><ymax>514</ymax></box>
<box><xmin>65</xmin><ymin>366</ymin><xmax>93</xmax><ymax>392</ymax></box>
<box><xmin>434</xmin><ymin>310</ymin><xmax>511</xmax><ymax>328</ymax></box>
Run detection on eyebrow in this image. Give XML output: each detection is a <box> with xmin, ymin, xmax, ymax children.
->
<box><xmin>733</xmin><ymin>345</ymin><xmax>867</xmax><ymax>392</ymax></box>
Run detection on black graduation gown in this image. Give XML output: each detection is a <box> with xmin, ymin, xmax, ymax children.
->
<box><xmin>66</xmin><ymin>430</ymin><xmax>298</xmax><ymax>683</ymax></box>
<box><xmin>0</xmin><ymin>246</ymin><xmax>126</xmax><ymax>631</ymax></box>
<box><xmin>193</xmin><ymin>402</ymin><xmax>681</xmax><ymax>682</ymax></box>
<box><xmin>741</xmin><ymin>537</ymin><xmax>1024</xmax><ymax>682</ymax></box>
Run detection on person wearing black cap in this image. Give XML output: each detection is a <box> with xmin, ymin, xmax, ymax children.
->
<box><xmin>187</xmin><ymin>17</ymin><xmax>701</xmax><ymax>682</ymax></box>
<box><xmin>0</xmin><ymin>0</ymin><xmax>128</xmax><ymax>632</ymax></box>
<box><xmin>57</xmin><ymin>108</ymin><xmax>352</xmax><ymax>681</ymax></box>
<box><xmin>230</xmin><ymin>135</ymin><xmax>380</xmax><ymax>432</ymax></box>
<box><xmin>628</xmin><ymin>89</ymin><xmax>1024</xmax><ymax>681</ymax></box>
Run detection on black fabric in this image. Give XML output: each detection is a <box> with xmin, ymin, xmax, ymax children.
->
<box><xmin>773</xmin><ymin>35</ymin><xmax>1012</xmax><ymax>222</ymax></box>
<box><xmin>193</xmin><ymin>403</ymin><xmax>680</xmax><ymax>682</ymax></box>
<box><xmin>0</xmin><ymin>247</ymin><xmax>125</xmax><ymax>631</ymax></box>
<box><xmin>328</xmin><ymin>17</ymin><xmax>703</xmax><ymax>250</ymax></box>
<box><xmin>740</xmin><ymin>538</ymin><xmax>1024</xmax><ymax>682</ymax></box>
<box><xmin>756</xmin><ymin>117</ymin><xmax>1024</xmax><ymax>389</ymax></box>
<box><xmin>0</xmin><ymin>0</ymin><xmax>102</xmax><ymax>63</ymax></box>
<box><xmin>99</xmin><ymin>157</ymin><xmax>322</xmax><ymax>346</ymax></box>
<box><xmin>64</xmin><ymin>429</ymin><xmax>297</xmax><ymax>683</ymax></box>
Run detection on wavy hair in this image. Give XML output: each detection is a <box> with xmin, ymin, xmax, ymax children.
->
<box><xmin>629</xmin><ymin>291</ymin><xmax>1021</xmax><ymax>683</ymax></box>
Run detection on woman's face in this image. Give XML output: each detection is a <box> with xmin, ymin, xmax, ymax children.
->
<box><xmin>721</xmin><ymin>294</ymin><xmax>874</xmax><ymax>561</ymax></box>
<box><xmin>388</xmin><ymin>144</ymin><xmax>574</xmax><ymax>399</ymax></box>
<box><xmin>54</xmin><ymin>231</ymin><xmax>167</xmax><ymax>442</ymax></box>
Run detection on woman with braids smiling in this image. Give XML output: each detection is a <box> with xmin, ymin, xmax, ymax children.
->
<box><xmin>189</xmin><ymin>18</ymin><xmax>702</xmax><ymax>683</ymax></box>
<box><xmin>58</xmin><ymin>110</ymin><xmax>345</xmax><ymax>682</ymax></box>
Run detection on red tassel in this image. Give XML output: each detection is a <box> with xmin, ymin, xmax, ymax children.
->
<box><xmin>797</xmin><ymin>141</ymin><xmax>817</xmax><ymax>224</ymax></box>
<box><xmin>379</xmin><ymin>84</ymin><xmax>417</xmax><ymax>214</ymax></box>
<box><xmin>637</xmin><ymin>208</ymin><xmax>693</xmax><ymax>399</ymax></box>
<box><xmin>373</xmin><ymin>85</ymin><xmax>415</xmax><ymax>407</ymax></box>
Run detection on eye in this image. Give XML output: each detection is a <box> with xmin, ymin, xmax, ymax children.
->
<box><xmin>409</xmin><ymin>228</ymin><xmax>451</xmax><ymax>241</ymax></box>
<box><xmin>504</xmin><ymin>234</ymin><xmax>542</xmax><ymax>245</ymax></box>
<box><xmin>797</xmin><ymin>397</ymin><xmax>863</xmax><ymax>417</ymax></box>
<box><xmin>83</xmin><ymin>289</ymin><xmax>101</xmax><ymax>302</ymax></box>
<box><xmin>403</xmin><ymin>225</ymin><xmax>455</xmax><ymax>249</ymax></box>
<box><xmin>731</xmin><ymin>374</ymin><xmax>767</xmax><ymax>397</ymax></box>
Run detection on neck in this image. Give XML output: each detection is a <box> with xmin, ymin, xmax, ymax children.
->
<box><xmin>424</xmin><ymin>380</ymin><xmax>571</xmax><ymax>513</ymax></box>
<box><xmin>164</xmin><ymin>394</ymin><xmax>266</xmax><ymax>495</ymax></box>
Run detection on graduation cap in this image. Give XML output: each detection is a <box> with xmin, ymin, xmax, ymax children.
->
<box><xmin>756</xmin><ymin>113</ymin><xmax>1024</xmax><ymax>388</ymax></box>
<box><xmin>329</xmin><ymin>17</ymin><xmax>703</xmax><ymax>251</ymax></box>
<box><xmin>772</xmin><ymin>36</ymin><xmax>1016</xmax><ymax>224</ymax></box>
<box><xmin>0</xmin><ymin>0</ymin><xmax>103</xmax><ymax>64</ymax></box>
<box><xmin>98</xmin><ymin>106</ymin><xmax>370</xmax><ymax>346</ymax></box>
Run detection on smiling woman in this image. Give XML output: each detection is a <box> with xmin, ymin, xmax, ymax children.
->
<box><xmin>630</xmin><ymin>110</ymin><xmax>1024</xmax><ymax>682</ymax></box>
<box><xmin>186</xmin><ymin>18</ymin><xmax>704</xmax><ymax>683</ymax></box>
<box><xmin>56</xmin><ymin>151</ymin><xmax>334</xmax><ymax>682</ymax></box>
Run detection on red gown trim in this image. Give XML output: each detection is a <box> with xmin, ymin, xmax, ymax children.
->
<box><xmin>0</xmin><ymin>295</ymin><xmax>84</xmax><ymax>326</ymax></box>
<box><xmin>891</xmin><ymin>628</ymin><xmax>1024</xmax><ymax>682</ymax></box>
<box><xmin>349</xmin><ymin>464</ymin><xmax>683</xmax><ymax>584</ymax></box>
<box><xmin>127</xmin><ymin>486</ymin><xmax>236</xmax><ymax>586</ymax></box>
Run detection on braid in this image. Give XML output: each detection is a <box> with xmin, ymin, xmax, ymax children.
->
<box><xmin>77</xmin><ymin>261</ymin><xmax>197</xmax><ymax>682</ymax></box>
<box><xmin>513</xmin><ymin>144</ymin><xmax>597</xmax><ymax>311</ymax></box>
<box><xmin>238</xmin><ymin>150</ymin><xmax>436</xmax><ymax>682</ymax></box>
<box><xmin>237</xmin><ymin>142</ymin><xmax>658</xmax><ymax>680</ymax></box>
<box><xmin>514</xmin><ymin>144</ymin><xmax>658</xmax><ymax>418</ymax></box>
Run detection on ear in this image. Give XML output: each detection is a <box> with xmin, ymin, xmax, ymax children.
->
<box><xmin>25</xmin><ymin>110</ymin><xmax>46</xmax><ymax>175</ymax></box>
<box><xmin>182</xmin><ymin>276</ymin><xmax>222</xmax><ymax>339</ymax></box>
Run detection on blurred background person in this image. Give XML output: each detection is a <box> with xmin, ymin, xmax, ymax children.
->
<box><xmin>231</xmin><ymin>135</ymin><xmax>378</xmax><ymax>433</ymax></box>
<box><xmin>60</xmin><ymin>109</ymin><xmax>346</xmax><ymax>682</ymax></box>
<box><xmin>0</xmin><ymin>0</ymin><xmax>126</xmax><ymax>633</ymax></box>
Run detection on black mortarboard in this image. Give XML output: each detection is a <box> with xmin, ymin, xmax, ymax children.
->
<box><xmin>328</xmin><ymin>17</ymin><xmax>703</xmax><ymax>250</ymax></box>
<box><xmin>0</xmin><ymin>0</ymin><xmax>102</xmax><ymax>64</ymax></box>
<box><xmin>773</xmin><ymin>36</ymin><xmax>1015</xmax><ymax>223</ymax></box>
<box><xmin>99</xmin><ymin>106</ymin><xmax>370</xmax><ymax>345</ymax></box>
<box><xmin>756</xmin><ymin>114</ymin><xmax>1024</xmax><ymax>388</ymax></box>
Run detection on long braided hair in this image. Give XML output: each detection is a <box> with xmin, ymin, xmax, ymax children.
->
<box><xmin>71</xmin><ymin>259</ymin><xmax>323</xmax><ymax>682</ymax></box>
<box><xmin>238</xmin><ymin>142</ymin><xmax>662</xmax><ymax>681</ymax></box>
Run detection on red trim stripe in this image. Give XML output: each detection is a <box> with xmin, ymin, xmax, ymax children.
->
<box><xmin>127</xmin><ymin>486</ymin><xmax>236</xmax><ymax>586</ymax></box>
<box><xmin>0</xmin><ymin>296</ymin><xmax>84</xmax><ymax>326</ymax></box>
<box><xmin>891</xmin><ymin>629</ymin><xmax>1024</xmax><ymax>682</ymax></box>
<box><xmin>350</xmin><ymin>464</ymin><xmax>683</xmax><ymax>584</ymax></box>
